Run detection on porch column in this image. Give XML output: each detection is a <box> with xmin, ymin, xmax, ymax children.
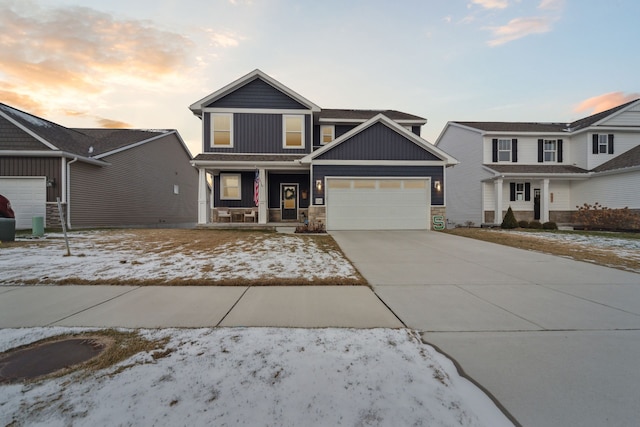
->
<box><xmin>494</xmin><ymin>178</ymin><xmax>503</xmax><ymax>224</ymax></box>
<box><xmin>197</xmin><ymin>168</ymin><xmax>208</xmax><ymax>224</ymax></box>
<box><xmin>541</xmin><ymin>178</ymin><xmax>550</xmax><ymax>223</ymax></box>
<box><xmin>258</xmin><ymin>168</ymin><xmax>267</xmax><ymax>224</ymax></box>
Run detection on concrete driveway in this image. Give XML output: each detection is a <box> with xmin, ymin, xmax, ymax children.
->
<box><xmin>331</xmin><ymin>230</ymin><xmax>640</xmax><ymax>427</ymax></box>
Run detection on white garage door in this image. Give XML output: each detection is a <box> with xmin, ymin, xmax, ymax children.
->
<box><xmin>326</xmin><ymin>178</ymin><xmax>431</xmax><ymax>230</ymax></box>
<box><xmin>0</xmin><ymin>177</ymin><xmax>46</xmax><ymax>230</ymax></box>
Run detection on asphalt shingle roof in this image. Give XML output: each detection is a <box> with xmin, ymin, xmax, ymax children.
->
<box><xmin>193</xmin><ymin>153</ymin><xmax>305</xmax><ymax>162</ymax></box>
<box><xmin>486</xmin><ymin>164</ymin><xmax>589</xmax><ymax>174</ymax></box>
<box><xmin>320</xmin><ymin>109</ymin><xmax>426</xmax><ymax>122</ymax></box>
<box><xmin>593</xmin><ymin>145</ymin><xmax>640</xmax><ymax>172</ymax></box>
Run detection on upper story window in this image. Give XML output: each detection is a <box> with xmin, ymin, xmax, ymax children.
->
<box><xmin>544</xmin><ymin>139</ymin><xmax>557</xmax><ymax>162</ymax></box>
<box><xmin>283</xmin><ymin>115</ymin><xmax>304</xmax><ymax>148</ymax></box>
<box><xmin>211</xmin><ymin>113</ymin><xmax>233</xmax><ymax>147</ymax></box>
<box><xmin>537</xmin><ymin>138</ymin><xmax>563</xmax><ymax>163</ymax></box>
<box><xmin>320</xmin><ymin>125</ymin><xmax>334</xmax><ymax>145</ymax></box>
<box><xmin>220</xmin><ymin>173</ymin><xmax>241</xmax><ymax>200</ymax></box>
<box><xmin>498</xmin><ymin>139</ymin><xmax>512</xmax><ymax>162</ymax></box>
<box><xmin>592</xmin><ymin>134</ymin><xmax>614</xmax><ymax>154</ymax></box>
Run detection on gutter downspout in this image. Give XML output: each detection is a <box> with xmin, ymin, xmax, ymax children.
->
<box><xmin>66</xmin><ymin>157</ymin><xmax>78</xmax><ymax>229</ymax></box>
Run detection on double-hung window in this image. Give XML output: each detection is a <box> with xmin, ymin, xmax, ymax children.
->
<box><xmin>598</xmin><ymin>134</ymin><xmax>608</xmax><ymax>153</ymax></box>
<box><xmin>498</xmin><ymin>139</ymin><xmax>512</xmax><ymax>162</ymax></box>
<box><xmin>211</xmin><ymin>113</ymin><xmax>233</xmax><ymax>147</ymax></box>
<box><xmin>320</xmin><ymin>125</ymin><xmax>334</xmax><ymax>145</ymax></box>
<box><xmin>283</xmin><ymin>115</ymin><xmax>304</xmax><ymax>148</ymax></box>
<box><xmin>220</xmin><ymin>174</ymin><xmax>241</xmax><ymax>200</ymax></box>
<box><xmin>543</xmin><ymin>139</ymin><xmax>557</xmax><ymax>162</ymax></box>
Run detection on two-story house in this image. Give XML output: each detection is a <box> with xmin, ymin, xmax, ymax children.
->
<box><xmin>435</xmin><ymin>99</ymin><xmax>640</xmax><ymax>227</ymax></box>
<box><xmin>189</xmin><ymin>69</ymin><xmax>458</xmax><ymax>230</ymax></box>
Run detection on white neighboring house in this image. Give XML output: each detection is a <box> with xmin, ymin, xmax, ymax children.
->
<box><xmin>435</xmin><ymin>99</ymin><xmax>640</xmax><ymax>227</ymax></box>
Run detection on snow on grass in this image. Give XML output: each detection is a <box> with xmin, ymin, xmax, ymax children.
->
<box><xmin>0</xmin><ymin>327</ymin><xmax>514</xmax><ymax>427</ymax></box>
<box><xmin>0</xmin><ymin>231</ymin><xmax>359</xmax><ymax>285</ymax></box>
<box><xmin>505</xmin><ymin>230</ymin><xmax>640</xmax><ymax>262</ymax></box>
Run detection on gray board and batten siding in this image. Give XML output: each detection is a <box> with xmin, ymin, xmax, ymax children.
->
<box><xmin>213</xmin><ymin>172</ymin><xmax>311</xmax><ymax>209</ymax></box>
<box><xmin>69</xmin><ymin>133</ymin><xmax>198</xmax><ymax>228</ymax></box>
<box><xmin>204</xmin><ymin>113</ymin><xmax>312</xmax><ymax>154</ymax></box>
<box><xmin>313</xmin><ymin>165</ymin><xmax>445</xmax><ymax>206</ymax></box>
<box><xmin>314</xmin><ymin>123</ymin><xmax>440</xmax><ymax>161</ymax></box>
<box><xmin>205</xmin><ymin>78</ymin><xmax>308</xmax><ymax>110</ymax></box>
<box><xmin>0</xmin><ymin>156</ymin><xmax>62</xmax><ymax>203</ymax></box>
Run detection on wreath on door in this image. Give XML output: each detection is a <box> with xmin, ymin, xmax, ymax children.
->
<box><xmin>284</xmin><ymin>188</ymin><xmax>295</xmax><ymax>200</ymax></box>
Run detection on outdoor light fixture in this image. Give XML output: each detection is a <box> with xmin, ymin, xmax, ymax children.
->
<box><xmin>434</xmin><ymin>180</ymin><xmax>442</xmax><ymax>192</ymax></box>
<box><xmin>315</xmin><ymin>179</ymin><xmax>323</xmax><ymax>192</ymax></box>
<box><xmin>46</xmin><ymin>177</ymin><xmax>56</xmax><ymax>188</ymax></box>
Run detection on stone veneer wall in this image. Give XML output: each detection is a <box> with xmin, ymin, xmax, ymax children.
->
<box><xmin>431</xmin><ymin>206</ymin><xmax>446</xmax><ymax>231</ymax></box>
<box><xmin>46</xmin><ymin>203</ymin><xmax>65</xmax><ymax>229</ymax></box>
<box><xmin>308</xmin><ymin>206</ymin><xmax>326</xmax><ymax>225</ymax></box>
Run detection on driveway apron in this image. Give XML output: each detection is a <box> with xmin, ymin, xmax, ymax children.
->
<box><xmin>331</xmin><ymin>230</ymin><xmax>640</xmax><ymax>427</ymax></box>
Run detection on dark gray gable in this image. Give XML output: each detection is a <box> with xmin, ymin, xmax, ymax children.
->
<box><xmin>0</xmin><ymin>115</ymin><xmax>52</xmax><ymax>151</ymax></box>
<box><xmin>314</xmin><ymin>122</ymin><xmax>440</xmax><ymax>161</ymax></box>
<box><xmin>206</xmin><ymin>77</ymin><xmax>307</xmax><ymax>109</ymax></box>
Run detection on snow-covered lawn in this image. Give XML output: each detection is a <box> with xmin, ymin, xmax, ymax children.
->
<box><xmin>0</xmin><ymin>230</ymin><xmax>361</xmax><ymax>285</ymax></box>
<box><xmin>0</xmin><ymin>327</ymin><xmax>514</xmax><ymax>427</ymax></box>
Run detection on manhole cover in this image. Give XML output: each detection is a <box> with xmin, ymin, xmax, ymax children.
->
<box><xmin>0</xmin><ymin>338</ymin><xmax>107</xmax><ymax>384</ymax></box>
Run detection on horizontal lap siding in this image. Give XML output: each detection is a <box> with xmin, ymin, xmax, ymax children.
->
<box><xmin>0</xmin><ymin>156</ymin><xmax>61</xmax><ymax>202</ymax></box>
<box><xmin>314</xmin><ymin>165</ymin><xmax>444</xmax><ymax>205</ymax></box>
<box><xmin>70</xmin><ymin>134</ymin><xmax>198</xmax><ymax>227</ymax></box>
<box><xmin>0</xmin><ymin>115</ymin><xmax>50</xmax><ymax>150</ymax></box>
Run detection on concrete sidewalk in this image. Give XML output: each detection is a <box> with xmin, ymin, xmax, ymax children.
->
<box><xmin>331</xmin><ymin>230</ymin><xmax>640</xmax><ymax>427</ymax></box>
<box><xmin>0</xmin><ymin>285</ymin><xmax>402</xmax><ymax>329</ymax></box>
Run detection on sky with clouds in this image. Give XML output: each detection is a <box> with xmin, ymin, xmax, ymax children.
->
<box><xmin>1</xmin><ymin>0</ymin><xmax>639</xmax><ymax>156</ymax></box>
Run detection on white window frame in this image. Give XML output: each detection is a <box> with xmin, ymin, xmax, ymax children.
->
<box><xmin>497</xmin><ymin>139</ymin><xmax>512</xmax><ymax>162</ymax></box>
<box><xmin>515</xmin><ymin>182</ymin><xmax>525</xmax><ymax>201</ymax></box>
<box><xmin>220</xmin><ymin>173</ymin><xmax>241</xmax><ymax>200</ymax></box>
<box><xmin>283</xmin><ymin>115</ymin><xmax>305</xmax><ymax>149</ymax></box>
<box><xmin>211</xmin><ymin>113</ymin><xmax>233</xmax><ymax>148</ymax></box>
<box><xmin>543</xmin><ymin>139</ymin><xmax>557</xmax><ymax>162</ymax></box>
<box><xmin>598</xmin><ymin>134</ymin><xmax>608</xmax><ymax>154</ymax></box>
<box><xmin>320</xmin><ymin>125</ymin><xmax>335</xmax><ymax>145</ymax></box>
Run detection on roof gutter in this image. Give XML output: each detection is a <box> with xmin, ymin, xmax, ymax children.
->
<box><xmin>0</xmin><ymin>150</ymin><xmax>109</xmax><ymax>166</ymax></box>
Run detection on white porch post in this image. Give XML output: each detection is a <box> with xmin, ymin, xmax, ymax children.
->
<box><xmin>197</xmin><ymin>168</ymin><xmax>208</xmax><ymax>224</ymax></box>
<box><xmin>541</xmin><ymin>178</ymin><xmax>550</xmax><ymax>223</ymax></box>
<box><xmin>494</xmin><ymin>179</ymin><xmax>503</xmax><ymax>224</ymax></box>
<box><xmin>258</xmin><ymin>168</ymin><xmax>267</xmax><ymax>224</ymax></box>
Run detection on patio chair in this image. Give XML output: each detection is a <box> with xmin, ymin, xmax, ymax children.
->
<box><xmin>244</xmin><ymin>209</ymin><xmax>257</xmax><ymax>222</ymax></box>
<box><xmin>217</xmin><ymin>208</ymin><xmax>231</xmax><ymax>222</ymax></box>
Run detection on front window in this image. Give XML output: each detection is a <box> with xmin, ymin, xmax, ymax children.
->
<box><xmin>211</xmin><ymin>114</ymin><xmax>233</xmax><ymax>147</ymax></box>
<box><xmin>220</xmin><ymin>174</ymin><xmax>241</xmax><ymax>200</ymax></box>
<box><xmin>544</xmin><ymin>139</ymin><xmax>557</xmax><ymax>162</ymax></box>
<box><xmin>515</xmin><ymin>183</ymin><xmax>525</xmax><ymax>201</ymax></box>
<box><xmin>283</xmin><ymin>115</ymin><xmax>304</xmax><ymax>148</ymax></box>
<box><xmin>598</xmin><ymin>134</ymin><xmax>608</xmax><ymax>153</ymax></box>
<box><xmin>320</xmin><ymin>125</ymin><xmax>334</xmax><ymax>145</ymax></box>
<box><xmin>498</xmin><ymin>139</ymin><xmax>511</xmax><ymax>162</ymax></box>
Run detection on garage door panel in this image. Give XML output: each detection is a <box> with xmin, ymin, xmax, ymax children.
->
<box><xmin>326</xmin><ymin>178</ymin><xmax>430</xmax><ymax>231</ymax></box>
<box><xmin>0</xmin><ymin>177</ymin><xmax>46</xmax><ymax>230</ymax></box>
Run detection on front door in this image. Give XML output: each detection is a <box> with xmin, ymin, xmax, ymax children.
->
<box><xmin>281</xmin><ymin>184</ymin><xmax>298</xmax><ymax>221</ymax></box>
<box><xmin>534</xmin><ymin>188</ymin><xmax>541</xmax><ymax>220</ymax></box>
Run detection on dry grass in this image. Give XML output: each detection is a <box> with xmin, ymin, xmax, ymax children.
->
<box><xmin>446</xmin><ymin>228</ymin><xmax>640</xmax><ymax>273</ymax></box>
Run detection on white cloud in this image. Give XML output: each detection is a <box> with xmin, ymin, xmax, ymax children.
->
<box><xmin>471</xmin><ymin>0</ymin><xmax>509</xmax><ymax>9</ymax></box>
<box><xmin>485</xmin><ymin>16</ymin><xmax>554</xmax><ymax>46</ymax></box>
<box><xmin>574</xmin><ymin>92</ymin><xmax>640</xmax><ymax>114</ymax></box>
<box><xmin>538</xmin><ymin>0</ymin><xmax>564</xmax><ymax>10</ymax></box>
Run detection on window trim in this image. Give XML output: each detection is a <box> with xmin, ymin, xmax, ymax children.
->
<box><xmin>497</xmin><ymin>138</ymin><xmax>512</xmax><ymax>162</ymax></box>
<box><xmin>283</xmin><ymin>115</ymin><xmax>305</xmax><ymax>149</ymax></box>
<box><xmin>220</xmin><ymin>173</ymin><xmax>241</xmax><ymax>200</ymax></box>
<box><xmin>543</xmin><ymin>139</ymin><xmax>557</xmax><ymax>162</ymax></box>
<box><xmin>211</xmin><ymin>113</ymin><xmax>233</xmax><ymax>148</ymax></box>
<box><xmin>320</xmin><ymin>125</ymin><xmax>335</xmax><ymax>145</ymax></box>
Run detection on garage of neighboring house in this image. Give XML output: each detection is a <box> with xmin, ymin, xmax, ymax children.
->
<box><xmin>303</xmin><ymin>114</ymin><xmax>458</xmax><ymax>231</ymax></box>
<box><xmin>325</xmin><ymin>177</ymin><xmax>431</xmax><ymax>230</ymax></box>
<box><xmin>0</xmin><ymin>177</ymin><xmax>46</xmax><ymax>229</ymax></box>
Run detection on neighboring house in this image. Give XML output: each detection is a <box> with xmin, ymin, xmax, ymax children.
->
<box><xmin>189</xmin><ymin>69</ymin><xmax>458</xmax><ymax>230</ymax></box>
<box><xmin>0</xmin><ymin>103</ymin><xmax>198</xmax><ymax>230</ymax></box>
<box><xmin>435</xmin><ymin>99</ymin><xmax>640</xmax><ymax>227</ymax></box>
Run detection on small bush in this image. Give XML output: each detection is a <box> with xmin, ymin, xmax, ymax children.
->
<box><xmin>501</xmin><ymin>207</ymin><xmax>519</xmax><ymax>229</ymax></box>
<box><xmin>529</xmin><ymin>220</ymin><xmax>542</xmax><ymax>229</ymax></box>
<box><xmin>295</xmin><ymin>221</ymin><xmax>326</xmax><ymax>233</ymax></box>
<box><xmin>542</xmin><ymin>221</ymin><xmax>558</xmax><ymax>230</ymax></box>
<box><xmin>573</xmin><ymin>202</ymin><xmax>640</xmax><ymax>231</ymax></box>
<box><xmin>518</xmin><ymin>220</ymin><xmax>529</xmax><ymax>228</ymax></box>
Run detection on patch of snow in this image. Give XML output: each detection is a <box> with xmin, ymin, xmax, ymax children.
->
<box><xmin>0</xmin><ymin>104</ymin><xmax>52</xmax><ymax>128</ymax></box>
<box><xmin>0</xmin><ymin>231</ymin><xmax>359</xmax><ymax>284</ymax></box>
<box><xmin>0</xmin><ymin>327</ymin><xmax>515</xmax><ymax>427</ymax></box>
